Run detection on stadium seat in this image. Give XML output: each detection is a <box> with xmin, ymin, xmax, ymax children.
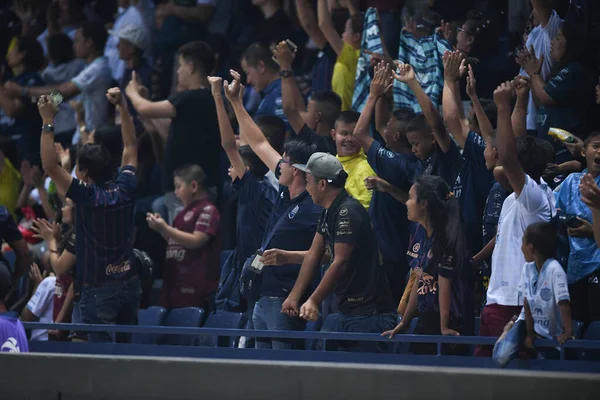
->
<box><xmin>220</xmin><ymin>250</ymin><xmax>233</xmax><ymax>271</ymax></box>
<box><xmin>579</xmin><ymin>321</ymin><xmax>600</xmax><ymax>361</ymax></box>
<box><xmin>159</xmin><ymin>307</ymin><xmax>205</xmax><ymax>346</ymax></box>
<box><xmin>572</xmin><ymin>320</ymin><xmax>584</xmax><ymax>339</ymax></box>
<box><xmin>197</xmin><ymin>311</ymin><xmax>244</xmax><ymax>347</ymax></box>
<box><xmin>132</xmin><ymin>307</ymin><xmax>167</xmax><ymax>345</ymax></box>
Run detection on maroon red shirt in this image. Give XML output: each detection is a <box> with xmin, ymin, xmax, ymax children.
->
<box><xmin>161</xmin><ymin>198</ymin><xmax>221</xmax><ymax>309</ymax></box>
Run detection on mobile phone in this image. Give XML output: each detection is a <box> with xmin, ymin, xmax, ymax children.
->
<box><xmin>566</xmin><ymin>215</ymin><xmax>583</xmax><ymax>229</ymax></box>
<box><xmin>50</xmin><ymin>89</ymin><xmax>63</xmax><ymax>108</ymax></box>
<box><xmin>271</xmin><ymin>39</ymin><xmax>298</xmax><ymax>65</ymax></box>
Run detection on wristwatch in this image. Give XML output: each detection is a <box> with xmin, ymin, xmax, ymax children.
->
<box><xmin>42</xmin><ymin>124</ymin><xmax>54</xmax><ymax>133</ymax></box>
<box><xmin>280</xmin><ymin>69</ymin><xmax>293</xmax><ymax>79</ymax></box>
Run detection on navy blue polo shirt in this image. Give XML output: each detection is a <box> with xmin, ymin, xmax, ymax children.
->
<box><xmin>260</xmin><ymin>186</ymin><xmax>322</xmax><ymax>298</ymax></box>
<box><xmin>482</xmin><ymin>181</ymin><xmax>508</xmax><ymax>247</ymax></box>
<box><xmin>0</xmin><ymin>206</ymin><xmax>22</xmax><ymax>243</ymax></box>
<box><xmin>454</xmin><ymin>131</ymin><xmax>494</xmax><ymax>255</ymax></box>
<box><xmin>256</xmin><ymin>78</ymin><xmax>290</xmax><ymax>132</ymax></box>
<box><xmin>422</xmin><ymin>140</ymin><xmax>463</xmax><ymax>187</ymax></box>
<box><xmin>311</xmin><ymin>44</ymin><xmax>336</xmax><ymax>92</ymax></box>
<box><xmin>232</xmin><ymin>170</ymin><xmax>277</xmax><ymax>269</ymax></box>
<box><xmin>66</xmin><ymin>165</ymin><xmax>137</xmax><ymax>286</ymax></box>
<box><xmin>367</xmin><ymin>140</ymin><xmax>421</xmax><ymax>264</ymax></box>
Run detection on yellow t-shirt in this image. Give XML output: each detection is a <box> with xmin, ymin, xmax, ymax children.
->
<box><xmin>337</xmin><ymin>150</ymin><xmax>375</xmax><ymax>209</ymax></box>
<box><xmin>332</xmin><ymin>43</ymin><xmax>360</xmax><ymax>111</ymax></box>
<box><xmin>0</xmin><ymin>157</ymin><xmax>22</xmax><ymax>217</ymax></box>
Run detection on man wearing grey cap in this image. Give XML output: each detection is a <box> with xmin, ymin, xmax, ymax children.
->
<box><xmin>282</xmin><ymin>152</ymin><xmax>396</xmax><ymax>345</ymax></box>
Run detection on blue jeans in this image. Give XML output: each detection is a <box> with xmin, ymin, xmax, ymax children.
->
<box><xmin>252</xmin><ymin>296</ymin><xmax>306</xmax><ymax>350</ymax></box>
<box><xmin>79</xmin><ymin>278</ymin><xmax>142</xmax><ymax>343</ymax></box>
<box><xmin>339</xmin><ymin>311</ymin><xmax>397</xmax><ymax>353</ymax></box>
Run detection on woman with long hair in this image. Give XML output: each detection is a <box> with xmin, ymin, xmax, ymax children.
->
<box><xmin>381</xmin><ymin>175</ymin><xmax>474</xmax><ymax>354</ymax></box>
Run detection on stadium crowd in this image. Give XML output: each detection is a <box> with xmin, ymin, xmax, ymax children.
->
<box><xmin>1</xmin><ymin>0</ymin><xmax>600</xmax><ymax>363</ymax></box>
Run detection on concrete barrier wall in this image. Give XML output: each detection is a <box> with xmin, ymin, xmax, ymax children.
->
<box><xmin>0</xmin><ymin>353</ymin><xmax>599</xmax><ymax>400</ymax></box>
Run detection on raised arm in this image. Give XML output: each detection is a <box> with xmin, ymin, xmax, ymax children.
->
<box><xmin>494</xmin><ymin>82</ymin><xmax>526</xmax><ymax>197</ymax></box>
<box><xmin>466</xmin><ymin>65</ymin><xmax>495</xmax><ymax>144</ymax></box>
<box><xmin>394</xmin><ymin>63</ymin><xmax>452</xmax><ymax>153</ymax></box>
<box><xmin>364</xmin><ymin>176</ymin><xmax>408</xmax><ymax>204</ymax></box>
<box><xmin>226</xmin><ymin>76</ymin><xmax>282</xmax><ymax>173</ymax></box>
<box><xmin>511</xmin><ymin>75</ymin><xmax>530</xmax><ymax>138</ymax></box>
<box><xmin>4</xmin><ymin>80</ymin><xmax>80</xmax><ymax>101</ymax></box>
<box><xmin>442</xmin><ymin>51</ymin><xmax>469</xmax><ymax>148</ymax></box>
<box><xmin>354</xmin><ymin>61</ymin><xmax>393</xmax><ymax>152</ymax></box>
<box><xmin>318</xmin><ymin>0</ymin><xmax>344</xmax><ymax>56</ymax></box>
<box><xmin>37</xmin><ymin>95</ymin><xmax>73</xmax><ymax>199</ymax></box>
<box><xmin>295</xmin><ymin>0</ymin><xmax>327</xmax><ymax>49</ymax></box>
<box><xmin>106</xmin><ymin>88</ymin><xmax>137</xmax><ymax>169</ymax></box>
<box><xmin>579</xmin><ymin>173</ymin><xmax>600</xmax><ymax>248</ymax></box>
<box><xmin>208</xmin><ymin>76</ymin><xmax>246</xmax><ymax>180</ymax></box>
<box><xmin>273</xmin><ymin>41</ymin><xmax>306</xmax><ymax>134</ymax></box>
<box><xmin>126</xmin><ymin>72</ymin><xmax>176</xmax><ymax>119</ymax></box>
<box><xmin>518</xmin><ymin>47</ymin><xmax>555</xmax><ymax>106</ymax></box>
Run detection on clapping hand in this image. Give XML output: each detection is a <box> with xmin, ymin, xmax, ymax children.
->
<box><xmin>106</xmin><ymin>87</ymin><xmax>124</xmax><ymax>107</ymax></box>
<box><xmin>369</xmin><ymin>61</ymin><xmax>393</xmax><ymax>98</ymax></box>
<box><xmin>466</xmin><ymin>64</ymin><xmax>477</xmax><ymax>98</ymax></box>
<box><xmin>223</xmin><ymin>70</ymin><xmax>244</xmax><ymax>103</ymax></box>
<box><xmin>516</xmin><ymin>45</ymin><xmax>543</xmax><ymax>77</ymax></box>
<box><xmin>273</xmin><ymin>41</ymin><xmax>296</xmax><ymax>70</ymax></box>
<box><xmin>442</xmin><ymin>50</ymin><xmax>466</xmax><ymax>82</ymax></box>
<box><xmin>31</xmin><ymin>218</ymin><xmax>60</xmax><ymax>242</ymax></box>
<box><xmin>392</xmin><ymin>62</ymin><xmax>416</xmax><ymax>83</ymax></box>
<box><xmin>146</xmin><ymin>213</ymin><xmax>168</xmax><ymax>233</ymax></box>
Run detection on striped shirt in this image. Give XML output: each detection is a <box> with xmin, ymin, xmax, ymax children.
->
<box><xmin>352</xmin><ymin>8</ymin><xmax>383</xmax><ymax>112</ymax></box>
<box><xmin>66</xmin><ymin>166</ymin><xmax>137</xmax><ymax>286</ymax></box>
<box><xmin>393</xmin><ymin>31</ymin><xmax>451</xmax><ymax>113</ymax></box>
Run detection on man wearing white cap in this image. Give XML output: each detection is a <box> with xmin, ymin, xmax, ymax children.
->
<box><xmin>282</xmin><ymin>152</ymin><xmax>396</xmax><ymax>346</ymax></box>
<box><xmin>105</xmin><ymin>0</ymin><xmax>151</xmax><ymax>82</ymax></box>
<box><xmin>118</xmin><ymin>24</ymin><xmax>153</xmax><ymax>133</ymax></box>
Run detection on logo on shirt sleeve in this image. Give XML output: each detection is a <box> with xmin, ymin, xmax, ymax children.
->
<box><xmin>1</xmin><ymin>338</ymin><xmax>21</xmax><ymax>353</ymax></box>
<box><xmin>183</xmin><ymin>211</ymin><xmax>195</xmax><ymax>222</ymax></box>
<box><xmin>336</xmin><ymin>217</ymin><xmax>352</xmax><ymax>236</ymax></box>
<box><xmin>288</xmin><ymin>205</ymin><xmax>299</xmax><ymax>219</ymax></box>
<box><xmin>339</xmin><ymin>207</ymin><xmax>348</xmax><ymax>217</ymax></box>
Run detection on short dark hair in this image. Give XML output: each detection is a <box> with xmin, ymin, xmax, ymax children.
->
<box><xmin>239</xmin><ymin>145</ymin><xmax>269</xmax><ymax>179</ymax></box>
<box><xmin>178</xmin><ymin>41</ymin><xmax>215</xmax><ymax>76</ymax></box>
<box><xmin>80</xmin><ymin>21</ymin><xmax>109</xmax><ymax>52</ymax></box>
<box><xmin>255</xmin><ymin>115</ymin><xmax>286</xmax><ymax>154</ymax></box>
<box><xmin>335</xmin><ymin>110</ymin><xmax>360</xmax><ymax>126</ymax></box>
<box><xmin>349</xmin><ymin>14</ymin><xmax>364</xmax><ymax>36</ymax></box>
<box><xmin>310</xmin><ymin>91</ymin><xmax>342</xmax><ymax>127</ymax></box>
<box><xmin>283</xmin><ymin>139</ymin><xmax>317</xmax><ymax>165</ymax></box>
<box><xmin>406</xmin><ymin>114</ymin><xmax>432</xmax><ymax>136</ymax></box>
<box><xmin>516</xmin><ymin>136</ymin><xmax>554</xmax><ymax>183</ymax></box>
<box><xmin>392</xmin><ymin>108</ymin><xmax>417</xmax><ymax>124</ymax></box>
<box><xmin>478</xmin><ymin>99</ymin><xmax>498</xmax><ymax>129</ymax></box>
<box><xmin>584</xmin><ymin>131</ymin><xmax>600</xmax><ymax>147</ymax></box>
<box><xmin>174</xmin><ymin>164</ymin><xmax>206</xmax><ymax>189</ymax></box>
<box><xmin>77</xmin><ymin>143</ymin><xmax>114</xmax><ymax>185</ymax></box>
<box><xmin>15</xmin><ymin>36</ymin><xmax>44</xmax><ymax>72</ymax></box>
<box><xmin>524</xmin><ymin>222</ymin><xmax>557</xmax><ymax>260</ymax></box>
<box><xmin>93</xmin><ymin>124</ymin><xmax>123</xmax><ymax>173</ymax></box>
<box><xmin>558</xmin><ymin>21</ymin><xmax>586</xmax><ymax>67</ymax></box>
<box><xmin>242</xmin><ymin>42</ymin><xmax>279</xmax><ymax>72</ymax></box>
<box><xmin>47</xmin><ymin>33</ymin><xmax>75</xmax><ymax>65</ymax></box>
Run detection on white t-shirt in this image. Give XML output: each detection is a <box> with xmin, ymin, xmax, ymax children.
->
<box><xmin>26</xmin><ymin>276</ymin><xmax>56</xmax><ymax>341</ymax></box>
<box><xmin>71</xmin><ymin>57</ymin><xmax>114</xmax><ymax>137</ymax></box>
<box><xmin>487</xmin><ymin>175</ymin><xmax>555</xmax><ymax>306</ymax></box>
<box><xmin>520</xmin><ymin>10</ymin><xmax>562</xmax><ymax>130</ymax></box>
<box><xmin>517</xmin><ymin>259</ymin><xmax>570</xmax><ymax>339</ymax></box>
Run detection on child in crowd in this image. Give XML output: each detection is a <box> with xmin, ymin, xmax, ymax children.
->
<box><xmin>493</xmin><ymin>222</ymin><xmax>573</xmax><ymax>367</ymax></box>
<box><xmin>382</xmin><ymin>175</ymin><xmax>474</xmax><ymax>355</ymax></box>
<box><xmin>147</xmin><ymin>165</ymin><xmax>221</xmax><ymax>311</ymax></box>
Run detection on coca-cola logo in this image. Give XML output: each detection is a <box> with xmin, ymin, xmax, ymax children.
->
<box><xmin>105</xmin><ymin>261</ymin><xmax>131</xmax><ymax>276</ymax></box>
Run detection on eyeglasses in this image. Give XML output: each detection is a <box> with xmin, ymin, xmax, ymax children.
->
<box><xmin>280</xmin><ymin>159</ymin><xmax>293</xmax><ymax>165</ymax></box>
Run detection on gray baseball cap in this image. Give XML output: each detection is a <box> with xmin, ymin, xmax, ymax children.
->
<box><xmin>293</xmin><ymin>152</ymin><xmax>343</xmax><ymax>181</ymax></box>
